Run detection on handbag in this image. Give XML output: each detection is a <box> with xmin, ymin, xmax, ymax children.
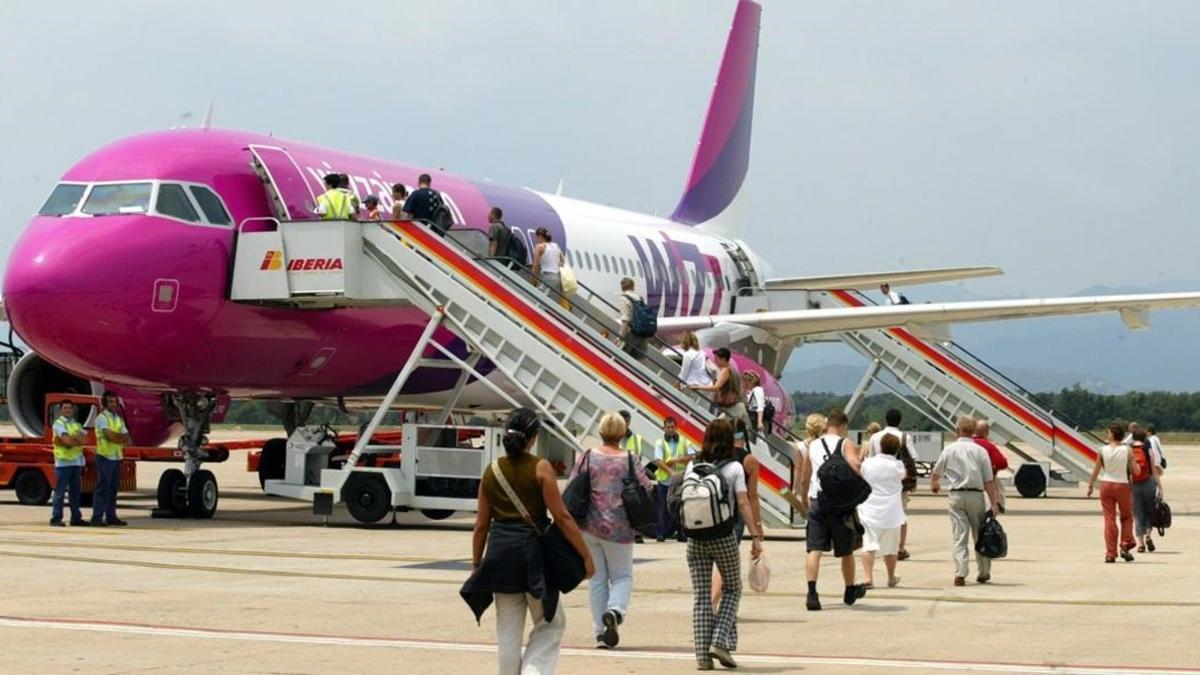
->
<box><xmin>1152</xmin><ymin>499</ymin><xmax>1171</xmax><ymax>536</ymax></box>
<box><xmin>748</xmin><ymin>554</ymin><xmax>771</xmax><ymax>593</ymax></box>
<box><xmin>561</xmin><ymin>450</ymin><xmax>592</xmax><ymax>523</ymax></box>
<box><xmin>974</xmin><ymin>510</ymin><xmax>1008</xmax><ymax>559</ymax></box>
<box><xmin>490</xmin><ymin>459</ymin><xmax>586</xmax><ymax>593</ymax></box>
<box><xmin>621</xmin><ymin>453</ymin><xmax>658</xmax><ymax>537</ymax></box>
<box><xmin>559</xmin><ymin>264</ymin><xmax>579</xmax><ymax>295</ymax></box>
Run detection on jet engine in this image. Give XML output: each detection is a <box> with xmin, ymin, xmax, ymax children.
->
<box><xmin>5</xmin><ymin>352</ymin><xmax>178</xmax><ymax>446</ymax></box>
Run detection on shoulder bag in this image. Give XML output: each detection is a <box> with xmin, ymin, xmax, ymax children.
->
<box><xmin>622</xmin><ymin>453</ymin><xmax>658</xmax><ymax>537</ymax></box>
<box><xmin>561</xmin><ymin>450</ymin><xmax>592</xmax><ymax>523</ymax></box>
<box><xmin>490</xmin><ymin>459</ymin><xmax>586</xmax><ymax>593</ymax></box>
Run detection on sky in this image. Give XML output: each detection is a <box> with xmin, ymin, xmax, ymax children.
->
<box><xmin>1</xmin><ymin>1</ymin><xmax>1198</xmax><ymax>384</ymax></box>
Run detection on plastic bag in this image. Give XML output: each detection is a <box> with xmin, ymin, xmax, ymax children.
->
<box><xmin>748</xmin><ymin>554</ymin><xmax>770</xmax><ymax>593</ymax></box>
<box><xmin>559</xmin><ymin>264</ymin><xmax>579</xmax><ymax>295</ymax></box>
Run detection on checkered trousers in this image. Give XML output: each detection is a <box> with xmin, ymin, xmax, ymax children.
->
<box><xmin>686</xmin><ymin>532</ymin><xmax>742</xmax><ymax>663</ymax></box>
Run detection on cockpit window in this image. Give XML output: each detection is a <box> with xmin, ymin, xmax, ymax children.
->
<box><xmin>81</xmin><ymin>182</ymin><xmax>152</xmax><ymax>215</ymax></box>
<box><xmin>188</xmin><ymin>185</ymin><xmax>231</xmax><ymax>225</ymax></box>
<box><xmin>38</xmin><ymin>183</ymin><xmax>87</xmax><ymax>216</ymax></box>
<box><xmin>156</xmin><ymin>184</ymin><xmax>200</xmax><ymax>223</ymax></box>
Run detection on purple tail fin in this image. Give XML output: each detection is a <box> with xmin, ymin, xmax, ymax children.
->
<box><xmin>670</xmin><ymin>0</ymin><xmax>761</xmax><ymax>226</ymax></box>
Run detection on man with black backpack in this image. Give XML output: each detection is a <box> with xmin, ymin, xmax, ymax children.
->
<box><xmin>931</xmin><ymin>415</ymin><xmax>1001</xmax><ymax>586</ymax></box>
<box><xmin>402</xmin><ymin>173</ymin><xmax>454</xmax><ymax>233</ymax></box>
<box><xmin>487</xmin><ymin>207</ymin><xmax>527</xmax><ymax>268</ymax></box>
<box><xmin>797</xmin><ymin>411</ymin><xmax>870</xmax><ymax>611</ymax></box>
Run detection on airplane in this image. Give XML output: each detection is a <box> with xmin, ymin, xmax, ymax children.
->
<box><xmin>3</xmin><ymin>0</ymin><xmax>1198</xmax><ymax>516</ymax></box>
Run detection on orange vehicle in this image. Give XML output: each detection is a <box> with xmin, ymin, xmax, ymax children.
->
<box><xmin>0</xmin><ymin>393</ymin><xmax>229</xmax><ymax>515</ymax></box>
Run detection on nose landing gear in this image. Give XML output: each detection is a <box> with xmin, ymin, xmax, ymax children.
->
<box><xmin>152</xmin><ymin>392</ymin><xmax>221</xmax><ymax>519</ymax></box>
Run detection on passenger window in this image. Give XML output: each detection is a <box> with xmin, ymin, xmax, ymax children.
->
<box><xmin>603</xmin><ymin>256</ymin><xmax>611</xmax><ymax>274</ymax></box>
<box><xmin>619</xmin><ymin>259</ymin><xmax>628</xmax><ymax>276</ymax></box>
<box><xmin>81</xmin><ymin>182</ymin><xmax>152</xmax><ymax>215</ymax></box>
<box><xmin>589</xmin><ymin>253</ymin><xmax>598</xmax><ymax>271</ymax></box>
<box><xmin>38</xmin><ymin>183</ymin><xmax>87</xmax><ymax>216</ymax></box>
<box><xmin>156</xmin><ymin>184</ymin><xmax>200</xmax><ymax>223</ymax></box>
<box><xmin>189</xmin><ymin>186</ymin><xmax>232</xmax><ymax>225</ymax></box>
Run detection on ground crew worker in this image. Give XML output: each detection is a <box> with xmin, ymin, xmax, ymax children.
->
<box><xmin>92</xmin><ymin>391</ymin><xmax>130</xmax><ymax>526</ymax></box>
<box><xmin>337</xmin><ymin>174</ymin><xmax>361</xmax><ymax>217</ymax></box>
<box><xmin>652</xmin><ymin>417</ymin><xmax>694</xmax><ymax>542</ymax></box>
<box><xmin>313</xmin><ymin>173</ymin><xmax>354</xmax><ymax>220</ymax></box>
<box><xmin>49</xmin><ymin>400</ymin><xmax>88</xmax><ymax>527</ymax></box>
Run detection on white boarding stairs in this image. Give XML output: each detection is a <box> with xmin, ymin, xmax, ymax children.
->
<box><xmin>231</xmin><ymin>218</ymin><xmax>800</xmax><ymax>528</ymax></box>
<box><xmin>820</xmin><ymin>289</ymin><xmax>1099</xmax><ymax>489</ymax></box>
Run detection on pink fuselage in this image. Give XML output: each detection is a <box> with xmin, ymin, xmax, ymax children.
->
<box><xmin>4</xmin><ymin>129</ymin><xmax>790</xmax><ymax>419</ymax></box>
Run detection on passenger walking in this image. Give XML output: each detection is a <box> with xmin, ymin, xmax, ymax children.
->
<box><xmin>710</xmin><ymin>419</ymin><xmax>762</xmax><ymax>608</ymax></box>
<box><xmin>677</xmin><ymin>331</ymin><xmax>712</xmax><ymax>388</ymax></box>
<box><xmin>930</xmin><ymin>415</ymin><xmax>1001</xmax><ymax>586</ymax></box>
<box><xmin>49</xmin><ymin>400</ymin><xmax>88</xmax><ymax>527</ymax></box>
<box><xmin>684</xmin><ymin>418</ymin><xmax>764</xmax><ymax>670</ymax></box>
<box><xmin>569</xmin><ymin>412</ymin><xmax>656</xmax><ymax>649</ymax></box>
<box><xmin>973</xmin><ymin>420</ymin><xmax>1009</xmax><ymax>513</ymax></box>
<box><xmin>461</xmin><ymin>408</ymin><xmax>594</xmax><ymax>675</ymax></box>
<box><xmin>617</xmin><ymin>278</ymin><xmax>648</xmax><ymax>358</ymax></box>
<box><xmin>487</xmin><ymin>207</ymin><xmax>510</xmax><ymax>258</ymax></box>
<box><xmin>797</xmin><ymin>411</ymin><xmax>867</xmax><ymax>611</ymax></box>
<box><xmin>652</xmin><ymin>417</ymin><xmax>693</xmax><ymax>542</ymax></box>
<box><xmin>792</xmin><ymin>413</ymin><xmax>827</xmax><ymax>501</ymax></box>
<box><xmin>337</xmin><ymin>174</ymin><xmax>361</xmax><ymax>218</ymax></box>
<box><xmin>363</xmin><ymin>194</ymin><xmax>382</xmax><ymax>221</ymax></box>
<box><xmin>314</xmin><ymin>173</ymin><xmax>354</xmax><ymax>220</ymax></box>
<box><xmin>868</xmin><ymin>409</ymin><xmax>916</xmax><ymax>559</ymax></box>
<box><xmin>1128</xmin><ymin>430</ymin><xmax>1164</xmax><ymax>553</ymax></box>
<box><xmin>1146</xmin><ymin>424</ymin><xmax>1167</xmax><ymax>469</ymax></box>
<box><xmin>742</xmin><ymin>371</ymin><xmax>767</xmax><ymax>442</ymax></box>
<box><xmin>91</xmin><ymin>391</ymin><xmax>130</xmax><ymax>527</ymax></box>
<box><xmin>391</xmin><ymin>183</ymin><xmax>409</xmax><ymax>220</ymax></box>
<box><xmin>858</xmin><ymin>434</ymin><xmax>907</xmax><ymax>588</ymax></box>
<box><xmin>1086</xmin><ymin>423</ymin><xmax>1136</xmax><ymax>563</ymax></box>
<box><xmin>689</xmin><ymin>348</ymin><xmax>748</xmax><ymax>430</ymax></box>
<box><xmin>402</xmin><ymin>173</ymin><xmax>449</xmax><ymax>230</ymax></box>
<box><xmin>880</xmin><ymin>282</ymin><xmax>908</xmax><ymax>305</ymax></box>
<box><xmin>531</xmin><ymin>227</ymin><xmax>565</xmax><ymax>297</ymax></box>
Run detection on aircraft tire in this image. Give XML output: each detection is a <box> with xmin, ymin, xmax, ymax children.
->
<box><xmin>157</xmin><ymin>468</ymin><xmax>188</xmax><ymax>514</ymax></box>
<box><xmin>187</xmin><ymin>469</ymin><xmax>219</xmax><ymax>519</ymax></box>
<box><xmin>257</xmin><ymin>438</ymin><xmax>287</xmax><ymax>490</ymax></box>
<box><xmin>420</xmin><ymin>509</ymin><xmax>455</xmax><ymax>521</ymax></box>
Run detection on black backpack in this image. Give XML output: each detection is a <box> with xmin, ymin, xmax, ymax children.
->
<box><xmin>629</xmin><ymin>296</ymin><xmax>658</xmax><ymax>337</ymax></box>
<box><xmin>504</xmin><ymin>225</ymin><xmax>529</xmax><ymax>264</ymax></box>
<box><xmin>897</xmin><ymin>292</ymin><xmax>911</xmax><ymax>305</ymax></box>
<box><xmin>425</xmin><ymin>190</ymin><xmax>452</xmax><ymax>233</ymax></box>
<box><xmin>816</xmin><ymin>438</ymin><xmax>872</xmax><ymax>514</ymax></box>
<box><xmin>1153</xmin><ymin>499</ymin><xmax>1171</xmax><ymax>536</ymax></box>
<box><xmin>761</xmin><ymin>400</ymin><xmax>776</xmax><ymax>435</ymax></box>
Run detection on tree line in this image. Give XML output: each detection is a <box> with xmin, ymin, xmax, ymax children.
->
<box><xmin>791</xmin><ymin>387</ymin><xmax>1200</xmax><ymax>432</ymax></box>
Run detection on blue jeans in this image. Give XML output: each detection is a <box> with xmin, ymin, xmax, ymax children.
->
<box><xmin>51</xmin><ymin>466</ymin><xmax>83</xmax><ymax>523</ymax></box>
<box><xmin>655</xmin><ymin>483</ymin><xmax>674</xmax><ymax>540</ymax></box>
<box><xmin>91</xmin><ymin>456</ymin><xmax>120</xmax><ymax>523</ymax></box>
<box><xmin>584</xmin><ymin>532</ymin><xmax>634</xmax><ymax>636</ymax></box>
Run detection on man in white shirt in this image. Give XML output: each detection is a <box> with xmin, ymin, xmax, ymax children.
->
<box><xmin>931</xmin><ymin>415</ymin><xmax>1000</xmax><ymax>586</ymax></box>
<box><xmin>797</xmin><ymin>411</ymin><xmax>867</xmax><ymax>611</ymax></box>
<box><xmin>880</xmin><ymin>283</ymin><xmax>904</xmax><ymax>305</ymax></box>
<box><xmin>1146</xmin><ymin>424</ymin><xmax>1166</xmax><ymax>470</ymax></box>
<box><xmin>868</xmin><ymin>408</ymin><xmax>916</xmax><ymax>560</ymax></box>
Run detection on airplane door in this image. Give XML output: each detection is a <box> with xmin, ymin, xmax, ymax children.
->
<box><xmin>249</xmin><ymin>145</ymin><xmax>319</xmax><ymax>220</ymax></box>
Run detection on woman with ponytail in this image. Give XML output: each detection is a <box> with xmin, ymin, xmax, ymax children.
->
<box><xmin>461</xmin><ymin>408</ymin><xmax>593</xmax><ymax>674</ymax></box>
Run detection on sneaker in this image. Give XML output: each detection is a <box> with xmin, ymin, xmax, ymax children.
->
<box><xmin>49</xmin><ymin>520</ymin><xmax>65</xmax><ymax>528</ymax></box>
<box><xmin>1120</xmin><ymin>549</ymin><xmax>1135</xmax><ymax>562</ymax></box>
<box><xmin>843</xmin><ymin>584</ymin><xmax>867</xmax><ymax>606</ymax></box>
<box><xmin>656</xmin><ymin>537</ymin><xmax>666</xmax><ymax>543</ymax></box>
<box><xmin>90</xmin><ymin>520</ymin><xmax>109</xmax><ymax>527</ymax></box>
<box><xmin>634</xmin><ymin>535</ymin><xmax>645</xmax><ymax>544</ymax></box>
<box><xmin>69</xmin><ymin>519</ymin><xmax>90</xmax><ymax>527</ymax></box>
<box><xmin>805</xmin><ymin>590</ymin><xmax>822</xmax><ymax>611</ymax></box>
<box><xmin>697</xmin><ymin>661</ymin><xmax>714</xmax><ymax>671</ymax></box>
<box><xmin>1147</xmin><ymin>538</ymin><xmax>1156</xmax><ymax>553</ymax></box>
<box><xmin>602</xmin><ymin>610</ymin><xmax>621</xmax><ymax>648</ymax></box>
<box><xmin>953</xmin><ymin>577</ymin><xmax>966</xmax><ymax>586</ymax></box>
<box><xmin>595</xmin><ymin>635</ymin><xmax>609</xmax><ymax>650</ymax></box>
<box><xmin>107</xmin><ymin>518</ymin><xmax>128</xmax><ymax>527</ymax></box>
<box><xmin>1105</xmin><ymin>557</ymin><xmax>1115</xmax><ymax>563</ymax></box>
<box><xmin>708</xmin><ymin>645</ymin><xmax>738</xmax><ymax>669</ymax></box>
<box><xmin>897</xmin><ymin>549</ymin><xmax>911</xmax><ymax>561</ymax></box>
<box><xmin>976</xmin><ymin>574</ymin><xmax>991</xmax><ymax>584</ymax></box>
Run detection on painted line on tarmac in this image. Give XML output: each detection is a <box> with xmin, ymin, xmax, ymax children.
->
<box><xmin>0</xmin><ymin>538</ymin><xmax>440</xmax><ymax>563</ymax></box>
<box><xmin>3</xmin><ymin>548</ymin><xmax>1199</xmax><ymax>610</ymax></box>
<box><xmin>0</xmin><ymin>615</ymin><xmax>1194</xmax><ymax>674</ymax></box>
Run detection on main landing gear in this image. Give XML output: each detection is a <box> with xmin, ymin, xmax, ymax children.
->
<box><xmin>154</xmin><ymin>392</ymin><xmax>220</xmax><ymax>519</ymax></box>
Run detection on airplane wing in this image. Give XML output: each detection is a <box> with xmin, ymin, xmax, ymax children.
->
<box><xmin>765</xmin><ymin>266</ymin><xmax>1002</xmax><ymax>291</ymax></box>
<box><xmin>658</xmin><ymin>292</ymin><xmax>1200</xmax><ymax>339</ymax></box>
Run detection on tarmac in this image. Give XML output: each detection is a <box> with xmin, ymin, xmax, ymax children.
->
<box><xmin>1</xmin><ymin>430</ymin><xmax>1196</xmax><ymax>674</ymax></box>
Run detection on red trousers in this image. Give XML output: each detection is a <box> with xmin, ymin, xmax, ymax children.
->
<box><xmin>1100</xmin><ymin>481</ymin><xmax>1135</xmax><ymax>558</ymax></box>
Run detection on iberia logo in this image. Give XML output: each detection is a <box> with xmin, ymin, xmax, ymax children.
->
<box><xmin>260</xmin><ymin>250</ymin><xmax>283</xmax><ymax>271</ymax></box>
<box><xmin>287</xmin><ymin>258</ymin><xmax>344</xmax><ymax>271</ymax></box>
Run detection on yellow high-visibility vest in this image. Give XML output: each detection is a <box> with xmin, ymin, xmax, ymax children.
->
<box><xmin>52</xmin><ymin>416</ymin><xmax>85</xmax><ymax>463</ymax></box>
<box><xmin>95</xmin><ymin>410</ymin><xmax>127</xmax><ymax>460</ymax></box>
<box><xmin>655</xmin><ymin>436</ymin><xmax>686</xmax><ymax>482</ymax></box>
<box><xmin>316</xmin><ymin>189</ymin><xmax>352</xmax><ymax>220</ymax></box>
